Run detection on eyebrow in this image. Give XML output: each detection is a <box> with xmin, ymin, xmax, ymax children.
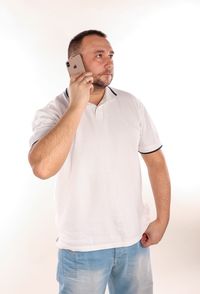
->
<box><xmin>94</xmin><ymin>49</ymin><xmax>115</xmax><ymax>54</ymax></box>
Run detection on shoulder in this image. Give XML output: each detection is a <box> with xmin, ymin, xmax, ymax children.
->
<box><xmin>36</xmin><ymin>90</ymin><xmax>69</xmax><ymax>118</ymax></box>
<box><xmin>48</xmin><ymin>91</ymin><xmax>69</xmax><ymax>114</ymax></box>
<box><xmin>110</xmin><ymin>87</ymin><xmax>143</xmax><ymax>109</ymax></box>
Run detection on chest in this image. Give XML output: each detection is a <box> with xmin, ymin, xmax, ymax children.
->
<box><xmin>73</xmin><ymin>101</ymin><xmax>141</xmax><ymax>155</ymax></box>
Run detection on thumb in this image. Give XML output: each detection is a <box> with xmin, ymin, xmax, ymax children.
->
<box><xmin>90</xmin><ymin>84</ymin><xmax>94</xmax><ymax>94</ymax></box>
<box><xmin>140</xmin><ymin>233</ymin><xmax>150</xmax><ymax>248</ymax></box>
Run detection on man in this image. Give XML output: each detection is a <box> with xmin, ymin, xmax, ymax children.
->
<box><xmin>28</xmin><ymin>30</ymin><xmax>171</xmax><ymax>294</ymax></box>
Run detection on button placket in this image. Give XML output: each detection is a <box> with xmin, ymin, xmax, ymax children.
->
<box><xmin>95</xmin><ymin>106</ymin><xmax>104</xmax><ymax>120</ymax></box>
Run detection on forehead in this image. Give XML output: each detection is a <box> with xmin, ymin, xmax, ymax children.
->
<box><xmin>81</xmin><ymin>35</ymin><xmax>113</xmax><ymax>53</ymax></box>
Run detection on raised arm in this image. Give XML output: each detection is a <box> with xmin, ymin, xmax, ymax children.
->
<box><xmin>28</xmin><ymin>72</ymin><xmax>94</xmax><ymax>179</ymax></box>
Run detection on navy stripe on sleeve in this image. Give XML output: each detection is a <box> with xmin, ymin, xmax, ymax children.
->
<box><xmin>139</xmin><ymin>145</ymin><xmax>163</xmax><ymax>154</ymax></box>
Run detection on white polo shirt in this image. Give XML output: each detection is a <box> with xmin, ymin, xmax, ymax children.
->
<box><xmin>29</xmin><ymin>86</ymin><xmax>162</xmax><ymax>251</ymax></box>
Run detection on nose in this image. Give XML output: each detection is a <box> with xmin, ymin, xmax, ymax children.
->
<box><xmin>104</xmin><ymin>57</ymin><xmax>113</xmax><ymax>70</ymax></box>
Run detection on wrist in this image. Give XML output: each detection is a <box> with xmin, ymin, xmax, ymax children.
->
<box><xmin>68</xmin><ymin>104</ymin><xmax>86</xmax><ymax>114</ymax></box>
<box><xmin>156</xmin><ymin>215</ymin><xmax>170</xmax><ymax>227</ymax></box>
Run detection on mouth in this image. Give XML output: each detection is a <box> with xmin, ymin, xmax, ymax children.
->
<box><xmin>102</xmin><ymin>72</ymin><xmax>113</xmax><ymax>76</ymax></box>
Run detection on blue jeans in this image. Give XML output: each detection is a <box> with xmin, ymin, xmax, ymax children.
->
<box><xmin>56</xmin><ymin>241</ymin><xmax>153</xmax><ymax>294</ymax></box>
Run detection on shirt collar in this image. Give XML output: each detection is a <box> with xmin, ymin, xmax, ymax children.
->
<box><xmin>64</xmin><ymin>86</ymin><xmax>117</xmax><ymax>104</ymax></box>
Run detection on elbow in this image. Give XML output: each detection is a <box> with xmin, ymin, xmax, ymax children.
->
<box><xmin>28</xmin><ymin>151</ymin><xmax>52</xmax><ymax>180</ymax></box>
<box><xmin>32</xmin><ymin>165</ymin><xmax>51</xmax><ymax>180</ymax></box>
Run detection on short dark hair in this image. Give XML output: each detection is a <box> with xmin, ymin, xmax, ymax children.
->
<box><xmin>68</xmin><ymin>30</ymin><xmax>107</xmax><ymax>59</ymax></box>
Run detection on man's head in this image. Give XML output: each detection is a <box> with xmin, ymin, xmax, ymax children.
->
<box><xmin>68</xmin><ymin>30</ymin><xmax>114</xmax><ymax>89</ymax></box>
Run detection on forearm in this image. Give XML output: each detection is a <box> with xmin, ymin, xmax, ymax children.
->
<box><xmin>140</xmin><ymin>150</ymin><xmax>171</xmax><ymax>246</ymax></box>
<box><xmin>28</xmin><ymin>106</ymin><xmax>84</xmax><ymax>179</ymax></box>
<box><xmin>148</xmin><ymin>161</ymin><xmax>171</xmax><ymax>226</ymax></box>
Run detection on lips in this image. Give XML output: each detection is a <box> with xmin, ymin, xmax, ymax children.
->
<box><xmin>95</xmin><ymin>72</ymin><xmax>113</xmax><ymax>79</ymax></box>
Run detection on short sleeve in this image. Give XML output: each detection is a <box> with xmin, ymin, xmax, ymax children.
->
<box><xmin>29</xmin><ymin>93</ymin><xmax>68</xmax><ymax>147</ymax></box>
<box><xmin>138</xmin><ymin>102</ymin><xmax>162</xmax><ymax>154</ymax></box>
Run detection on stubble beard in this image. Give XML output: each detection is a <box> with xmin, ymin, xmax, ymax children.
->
<box><xmin>92</xmin><ymin>75</ymin><xmax>113</xmax><ymax>90</ymax></box>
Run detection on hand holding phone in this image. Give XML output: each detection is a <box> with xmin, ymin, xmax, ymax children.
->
<box><xmin>66</xmin><ymin>54</ymin><xmax>94</xmax><ymax>110</ymax></box>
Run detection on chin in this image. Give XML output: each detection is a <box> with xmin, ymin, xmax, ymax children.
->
<box><xmin>93</xmin><ymin>76</ymin><xmax>113</xmax><ymax>88</ymax></box>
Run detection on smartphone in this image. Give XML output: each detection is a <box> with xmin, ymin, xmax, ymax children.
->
<box><xmin>66</xmin><ymin>54</ymin><xmax>86</xmax><ymax>77</ymax></box>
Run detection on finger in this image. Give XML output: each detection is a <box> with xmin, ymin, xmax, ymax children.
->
<box><xmin>70</xmin><ymin>73</ymin><xmax>82</xmax><ymax>83</ymax></box>
<box><xmin>90</xmin><ymin>84</ymin><xmax>94</xmax><ymax>94</ymax></box>
<box><xmin>78</xmin><ymin>73</ymin><xmax>93</xmax><ymax>83</ymax></box>
<box><xmin>140</xmin><ymin>233</ymin><xmax>151</xmax><ymax>247</ymax></box>
<box><xmin>140</xmin><ymin>239</ymin><xmax>151</xmax><ymax>248</ymax></box>
<box><xmin>140</xmin><ymin>239</ymin><xmax>148</xmax><ymax>248</ymax></box>
<box><xmin>81</xmin><ymin>76</ymin><xmax>94</xmax><ymax>84</ymax></box>
<box><xmin>142</xmin><ymin>232</ymin><xmax>149</xmax><ymax>242</ymax></box>
<box><xmin>71</xmin><ymin>72</ymin><xmax>93</xmax><ymax>83</ymax></box>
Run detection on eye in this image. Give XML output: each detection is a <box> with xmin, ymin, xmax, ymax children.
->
<box><xmin>109</xmin><ymin>54</ymin><xmax>114</xmax><ymax>59</ymax></box>
<box><xmin>96</xmin><ymin>53</ymin><xmax>103</xmax><ymax>58</ymax></box>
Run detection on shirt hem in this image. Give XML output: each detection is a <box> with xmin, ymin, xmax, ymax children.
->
<box><xmin>56</xmin><ymin>235</ymin><xmax>143</xmax><ymax>252</ymax></box>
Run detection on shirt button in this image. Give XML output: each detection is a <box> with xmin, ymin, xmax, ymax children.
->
<box><xmin>95</xmin><ymin>108</ymin><xmax>104</xmax><ymax>120</ymax></box>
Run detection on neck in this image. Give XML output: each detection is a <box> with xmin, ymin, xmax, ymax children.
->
<box><xmin>89</xmin><ymin>87</ymin><xmax>106</xmax><ymax>105</ymax></box>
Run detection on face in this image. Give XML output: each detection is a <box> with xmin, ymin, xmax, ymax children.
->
<box><xmin>80</xmin><ymin>35</ymin><xmax>114</xmax><ymax>89</ymax></box>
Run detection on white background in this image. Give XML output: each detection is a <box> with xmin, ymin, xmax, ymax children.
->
<box><xmin>0</xmin><ymin>0</ymin><xmax>200</xmax><ymax>293</ymax></box>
